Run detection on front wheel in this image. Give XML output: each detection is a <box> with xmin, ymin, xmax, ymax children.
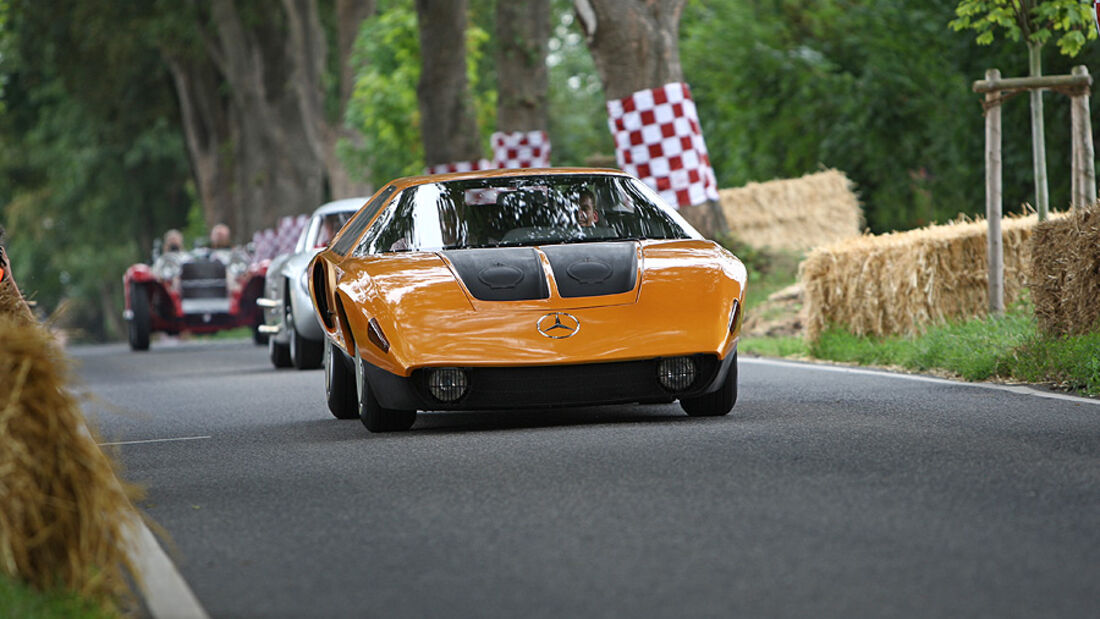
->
<box><xmin>324</xmin><ymin>337</ymin><xmax>358</xmax><ymax>419</ymax></box>
<box><xmin>356</xmin><ymin>353</ymin><xmax>416</xmax><ymax>432</ymax></box>
<box><xmin>287</xmin><ymin>287</ymin><xmax>322</xmax><ymax>370</ymax></box>
<box><xmin>680</xmin><ymin>352</ymin><xmax>738</xmax><ymax>417</ymax></box>
<box><xmin>269</xmin><ymin>336</ymin><xmax>291</xmax><ymax>368</ymax></box>
<box><xmin>128</xmin><ymin>283</ymin><xmax>151</xmax><ymax>351</ymax></box>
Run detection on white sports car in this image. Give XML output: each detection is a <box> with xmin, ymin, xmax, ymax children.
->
<box><xmin>259</xmin><ymin>198</ymin><xmax>363</xmax><ymax>369</ymax></box>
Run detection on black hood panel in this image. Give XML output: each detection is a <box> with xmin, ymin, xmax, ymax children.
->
<box><xmin>444</xmin><ymin>247</ymin><xmax>549</xmax><ymax>301</ymax></box>
<box><xmin>542</xmin><ymin>242</ymin><xmax>637</xmax><ymax>298</ymax></box>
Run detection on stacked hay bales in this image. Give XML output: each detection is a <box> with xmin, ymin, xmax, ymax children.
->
<box><xmin>718</xmin><ymin>169</ymin><xmax>863</xmax><ymax>251</ymax></box>
<box><xmin>1029</xmin><ymin>203</ymin><xmax>1100</xmax><ymax>336</ymax></box>
<box><xmin>0</xmin><ymin>272</ymin><xmax>139</xmax><ymax>612</ymax></box>
<box><xmin>801</xmin><ymin>214</ymin><xmax>1049</xmax><ymax>342</ymax></box>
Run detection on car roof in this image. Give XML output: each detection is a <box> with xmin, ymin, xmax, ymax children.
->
<box><xmin>314</xmin><ymin>197</ymin><xmax>371</xmax><ymax>216</ymax></box>
<box><xmin>382</xmin><ymin>167</ymin><xmax>629</xmax><ymax>192</ymax></box>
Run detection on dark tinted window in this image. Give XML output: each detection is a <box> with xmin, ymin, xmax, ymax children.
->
<box><xmin>353</xmin><ymin>174</ymin><xmax>693</xmax><ymax>255</ymax></box>
<box><xmin>329</xmin><ymin>185</ymin><xmax>397</xmax><ymax>256</ymax></box>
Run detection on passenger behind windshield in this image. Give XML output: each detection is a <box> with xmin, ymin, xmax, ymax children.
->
<box><xmin>356</xmin><ymin>174</ymin><xmax>689</xmax><ymax>255</ymax></box>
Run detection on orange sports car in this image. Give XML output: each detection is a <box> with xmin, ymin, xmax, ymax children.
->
<box><xmin>308</xmin><ymin>168</ymin><xmax>746</xmax><ymax>432</ymax></box>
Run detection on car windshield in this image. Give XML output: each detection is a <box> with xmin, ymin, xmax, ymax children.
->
<box><xmin>353</xmin><ymin>174</ymin><xmax>692</xmax><ymax>254</ymax></box>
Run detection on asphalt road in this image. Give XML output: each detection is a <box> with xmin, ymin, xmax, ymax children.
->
<box><xmin>75</xmin><ymin>339</ymin><xmax>1099</xmax><ymax>618</ymax></box>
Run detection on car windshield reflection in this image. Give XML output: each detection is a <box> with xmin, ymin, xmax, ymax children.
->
<box><xmin>354</xmin><ymin>174</ymin><xmax>689</xmax><ymax>255</ymax></box>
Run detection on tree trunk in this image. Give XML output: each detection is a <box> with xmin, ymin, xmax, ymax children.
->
<box><xmin>573</xmin><ymin>0</ymin><xmax>685</xmax><ymax>101</ymax></box>
<box><xmin>496</xmin><ymin>0</ymin><xmax>550</xmax><ymax>133</ymax></box>
<box><xmin>283</xmin><ymin>0</ymin><xmax>375</xmax><ymax>199</ymax></box>
<box><xmin>166</xmin><ymin>0</ymin><xmax>374</xmax><ymax>244</ymax></box>
<box><xmin>415</xmin><ymin>0</ymin><xmax>483</xmax><ymax>168</ymax></box>
<box><xmin>1027</xmin><ymin>41</ymin><xmax>1049</xmax><ymax>221</ymax></box>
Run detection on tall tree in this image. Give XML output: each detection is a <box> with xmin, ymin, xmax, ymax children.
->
<box><xmin>415</xmin><ymin>0</ymin><xmax>483</xmax><ymax>169</ymax></box>
<box><xmin>283</xmin><ymin>0</ymin><xmax>375</xmax><ymax>198</ymax></box>
<box><xmin>951</xmin><ymin>0</ymin><xmax>1098</xmax><ymax>220</ymax></box>
<box><xmin>496</xmin><ymin>0</ymin><xmax>550</xmax><ymax>133</ymax></box>
<box><xmin>164</xmin><ymin>0</ymin><xmax>375</xmax><ymax>243</ymax></box>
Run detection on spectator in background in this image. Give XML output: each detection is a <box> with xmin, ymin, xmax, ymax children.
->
<box><xmin>163</xmin><ymin>228</ymin><xmax>184</xmax><ymax>253</ymax></box>
<box><xmin>210</xmin><ymin>223</ymin><xmax>232</xmax><ymax>249</ymax></box>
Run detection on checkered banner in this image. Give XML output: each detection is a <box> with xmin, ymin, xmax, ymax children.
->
<box><xmin>425</xmin><ymin>158</ymin><xmax>494</xmax><ymax>176</ymax></box>
<box><xmin>1093</xmin><ymin>2</ymin><xmax>1100</xmax><ymax>38</ymax></box>
<box><xmin>606</xmin><ymin>82</ymin><xmax>719</xmax><ymax>209</ymax></box>
<box><xmin>251</xmin><ymin>214</ymin><xmax>307</xmax><ymax>264</ymax></box>
<box><xmin>491</xmin><ymin>130</ymin><xmax>551</xmax><ymax>169</ymax></box>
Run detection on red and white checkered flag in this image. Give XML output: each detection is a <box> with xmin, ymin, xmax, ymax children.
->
<box><xmin>491</xmin><ymin>130</ymin><xmax>551</xmax><ymax>169</ymax></box>
<box><xmin>425</xmin><ymin>158</ymin><xmax>495</xmax><ymax>176</ymax></box>
<box><xmin>606</xmin><ymin>82</ymin><xmax>720</xmax><ymax>209</ymax></box>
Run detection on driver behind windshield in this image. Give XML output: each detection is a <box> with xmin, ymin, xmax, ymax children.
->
<box><xmin>576</xmin><ymin>190</ymin><xmax>600</xmax><ymax>228</ymax></box>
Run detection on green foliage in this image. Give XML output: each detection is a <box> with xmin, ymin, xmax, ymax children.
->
<box><xmin>344</xmin><ymin>6</ymin><xmax>423</xmax><ymax>186</ymax></box>
<box><xmin>951</xmin><ymin>0</ymin><xmax>1097</xmax><ymax>56</ymax></box>
<box><xmin>0</xmin><ymin>574</ymin><xmax>116</xmax><ymax>619</ymax></box>
<box><xmin>0</xmin><ymin>0</ymin><xmax>193</xmax><ymax>340</ymax></box>
<box><xmin>678</xmin><ymin>0</ymin><xmax>1100</xmax><ymax>233</ymax></box>
<box><xmin>343</xmin><ymin>2</ymin><xmax>496</xmax><ymax>187</ymax></box>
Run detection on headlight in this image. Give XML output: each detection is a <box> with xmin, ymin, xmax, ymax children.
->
<box><xmin>657</xmin><ymin>357</ymin><xmax>697</xmax><ymax>392</ymax></box>
<box><xmin>427</xmin><ymin>368</ymin><xmax>468</xmax><ymax>402</ymax></box>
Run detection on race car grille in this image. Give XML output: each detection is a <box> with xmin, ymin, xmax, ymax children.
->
<box><xmin>180</xmin><ymin>261</ymin><xmax>228</xmax><ymax>300</ymax></box>
<box><xmin>413</xmin><ymin>355</ymin><xmax>718</xmax><ymax>408</ymax></box>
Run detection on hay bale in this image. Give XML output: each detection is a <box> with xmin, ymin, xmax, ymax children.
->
<box><xmin>718</xmin><ymin>169</ymin><xmax>863</xmax><ymax>251</ymax></box>
<box><xmin>1029</xmin><ymin>203</ymin><xmax>1100</xmax><ymax>336</ymax></box>
<box><xmin>800</xmin><ymin>213</ymin><xmax>1051</xmax><ymax>342</ymax></box>
<box><xmin>0</xmin><ymin>278</ymin><xmax>140</xmax><ymax>613</ymax></box>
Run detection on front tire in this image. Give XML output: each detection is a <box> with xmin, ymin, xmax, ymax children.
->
<box><xmin>269</xmin><ymin>336</ymin><xmax>291</xmax><ymax>368</ymax></box>
<box><xmin>287</xmin><ymin>283</ymin><xmax>323</xmax><ymax>369</ymax></box>
<box><xmin>324</xmin><ymin>337</ymin><xmax>358</xmax><ymax>419</ymax></box>
<box><xmin>680</xmin><ymin>352</ymin><xmax>738</xmax><ymax>417</ymax></box>
<box><xmin>128</xmin><ymin>283</ymin><xmax>151</xmax><ymax>352</ymax></box>
<box><xmin>356</xmin><ymin>353</ymin><xmax>416</xmax><ymax>432</ymax></box>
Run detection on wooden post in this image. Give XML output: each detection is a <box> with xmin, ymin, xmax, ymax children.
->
<box><xmin>985</xmin><ymin>69</ymin><xmax>1004</xmax><ymax>315</ymax></box>
<box><xmin>1071</xmin><ymin>66</ymin><xmax>1096</xmax><ymax>208</ymax></box>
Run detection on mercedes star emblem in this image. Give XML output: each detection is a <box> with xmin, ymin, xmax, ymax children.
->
<box><xmin>537</xmin><ymin>312</ymin><xmax>580</xmax><ymax>339</ymax></box>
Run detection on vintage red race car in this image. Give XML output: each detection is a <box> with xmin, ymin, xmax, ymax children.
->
<box><xmin>123</xmin><ymin>245</ymin><xmax>267</xmax><ymax>350</ymax></box>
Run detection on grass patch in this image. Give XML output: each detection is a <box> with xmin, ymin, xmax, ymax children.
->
<box><xmin>1003</xmin><ymin>331</ymin><xmax>1100</xmax><ymax>395</ymax></box>
<box><xmin>0</xmin><ymin>575</ymin><xmax>116</xmax><ymax>619</ymax></box>
<box><xmin>799</xmin><ymin>304</ymin><xmax>1100</xmax><ymax>396</ymax></box>
<box><xmin>740</xmin><ymin>335</ymin><xmax>807</xmax><ymax>358</ymax></box>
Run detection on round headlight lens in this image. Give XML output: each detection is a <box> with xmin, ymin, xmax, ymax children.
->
<box><xmin>428</xmin><ymin>368</ymin><xmax>468</xmax><ymax>402</ymax></box>
<box><xmin>657</xmin><ymin>357</ymin><xmax>697</xmax><ymax>392</ymax></box>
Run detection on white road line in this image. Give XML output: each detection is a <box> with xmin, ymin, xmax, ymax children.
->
<box><xmin>99</xmin><ymin>436</ymin><xmax>212</xmax><ymax>447</ymax></box>
<box><xmin>743</xmin><ymin>357</ymin><xmax>1100</xmax><ymax>407</ymax></box>
<box><xmin>126</xmin><ymin>517</ymin><xmax>210</xmax><ymax>619</ymax></box>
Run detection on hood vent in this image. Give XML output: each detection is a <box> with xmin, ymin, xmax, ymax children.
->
<box><xmin>444</xmin><ymin>248</ymin><xmax>549</xmax><ymax>301</ymax></box>
<box><xmin>542</xmin><ymin>242</ymin><xmax>637</xmax><ymax>298</ymax></box>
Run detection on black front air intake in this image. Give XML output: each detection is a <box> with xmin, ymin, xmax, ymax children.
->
<box><xmin>180</xmin><ymin>259</ymin><xmax>228</xmax><ymax>300</ymax></box>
